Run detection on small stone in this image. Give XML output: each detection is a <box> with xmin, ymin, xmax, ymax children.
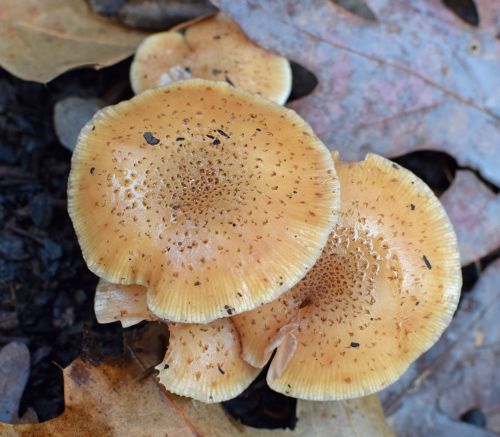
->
<box><xmin>38</xmin><ymin>238</ymin><xmax>62</xmax><ymax>278</ymax></box>
<box><xmin>0</xmin><ymin>143</ymin><xmax>18</xmax><ymax>164</ymax></box>
<box><xmin>0</xmin><ymin>232</ymin><xmax>28</xmax><ymax>261</ymax></box>
<box><xmin>28</xmin><ymin>192</ymin><xmax>53</xmax><ymax>228</ymax></box>
<box><xmin>0</xmin><ymin>311</ymin><xmax>19</xmax><ymax>330</ymax></box>
<box><xmin>53</xmin><ymin>96</ymin><xmax>104</xmax><ymax>152</ymax></box>
<box><xmin>75</xmin><ymin>289</ymin><xmax>88</xmax><ymax>305</ymax></box>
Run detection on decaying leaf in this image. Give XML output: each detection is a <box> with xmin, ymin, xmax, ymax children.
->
<box><xmin>89</xmin><ymin>0</ymin><xmax>217</xmax><ymax>31</ymax></box>
<box><xmin>0</xmin><ymin>342</ymin><xmax>33</xmax><ymax>424</ymax></box>
<box><xmin>213</xmin><ymin>0</ymin><xmax>500</xmax><ymax>185</ymax></box>
<box><xmin>475</xmin><ymin>0</ymin><xmax>500</xmax><ymax>37</ymax></box>
<box><xmin>441</xmin><ymin>170</ymin><xmax>500</xmax><ymax>265</ymax></box>
<box><xmin>0</xmin><ymin>0</ymin><xmax>148</xmax><ymax>83</ymax></box>
<box><xmin>0</xmin><ymin>356</ymin><xmax>197</xmax><ymax>436</ymax></box>
<box><xmin>0</xmin><ymin>327</ymin><xmax>393</xmax><ymax>436</ymax></box>
<box><xmin>381</xmin><ymin>258</ymin><xmax>500</xmax><ymax>436</ymax></box>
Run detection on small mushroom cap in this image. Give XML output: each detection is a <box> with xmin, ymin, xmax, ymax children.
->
<box><xmin>234</xmin><ymin>153</ymin><xmax>461</xmax><ymax>400</ymax></box>
<box><xmin>157</xmin><ymin>319</ymin><xmax>260</xmax><ymax>403</ymax></box>
<box><xmin>93</xmin><ymin>280</ymin><xmax>259</xmax><ymax>402</ymax></box>
<box><xmin>68</xmin><ymin>79</ymin><xmax>339</xmax><ymax>324</ymax></box>
<box><xmin>130</xmin><ymin>13</ymin><xmax>292</xmax><ymax>104</ymax></box>
<box><xmin>95</xmin><ymin>279</ymin><xmax>154</xmax><ymax>328</ymax></box>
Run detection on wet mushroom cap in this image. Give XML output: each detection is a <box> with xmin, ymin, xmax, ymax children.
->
<box><xmin>93</xmin><ymin>281</ymin><xmax>259</xmax><ymax>402</ymax></box>
<box><xmin>130</xmin><ymin>13</ymin><xmax>292</xmax><ymax>104</ymax></box>
<box><xmin>68</xmin><ymin>79</ymin><xmax>339</xmax><ymax>323</ymax></box>
<box><xmin>233</xmin><ymin>153</ymin><xmax>461</xmax><ymax>400</ymax></box>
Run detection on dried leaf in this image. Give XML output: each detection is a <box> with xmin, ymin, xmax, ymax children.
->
<box><xmin>0</xmin><ymin>0</ymin><xmax>148</xmax><ymax>83</ymax></box>
<box><xmin>0</xmin><ymin>342</ymin><xmax>31</xmax><ymax>424</ymax></box>
<box><xmin>213</xmin><ymin>0</ymin><xmax>500</xmax><ymax>185</ymax></box>
<box><xmin>0</xmin><ymin>356</ymin><xmax>196</xmax><ymax>436</ymax></box>
<box><xmin>476</xmin><ymin>0</ymin><xmax>500</xmax><ymax>38</ymax></box>
<box><xmin>0</xmin><ymin>331</ymin><xmax>393</xmax><ymax>436</ymax></box>
<box><xmin>381</xmin><ymin>259</ymin><xmax>500</xmax><ymax>436</ymax></box>
<box><xmin>172</xmin><ymin>394</ymin><xmax>394</xmax><ymax>437</ymax></box>
<box><xmin>441</xmin><ymin>170</ymin><xmax>500</xmax><ymax>265</ymax></box>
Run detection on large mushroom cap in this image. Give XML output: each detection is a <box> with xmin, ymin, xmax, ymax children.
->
<box><xmin>94</xmin><ymin>281</ymin><xmax>259</xmax><ymax>403</ymax></box>
<box><xmin>68</xmin><ymin>79</ymin><xmax>339</xmax><ymax>323</ymax></box>
<box><xmin>233</xmin><ymin>153</ymin><xmax>461</xmax><ymax>400</ymax></box>
<box><xmin>130</xmin><ymin>13</ymin><xmax>292</xmax><ymax>104</ymax></box>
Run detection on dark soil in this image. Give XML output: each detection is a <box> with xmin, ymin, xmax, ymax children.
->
<box><xmin>0</xmin><ymin>64</ymin><xmax>129</xmax><ymax>421</ymax></box>
<box><xmin>0</xmin><ymin>57</ymin><xmax>489</xmax><ymax>429</ymax></box>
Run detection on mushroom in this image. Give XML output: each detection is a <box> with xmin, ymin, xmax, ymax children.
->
<box><xmin>94</xmin><ymin>280</ymin><xmax>260</xmax><ymax>403</ymax></box>
<box><xmin>130</xmin><ymin>13</ymin><xmax>292</xmax><ymax>104</ymax></box>
<box><xmin>68</xmin><ymin>79</ymin><xmax>339</xmax><ymax>323</ymax></box>
<box><xmin>95</xmin><ymin>279</ymin><xmax>155</xmax><ymax>327</ymax></box>
<box><xmin>232</xmin><ymin>153</ymin><xmax>462</xmax><ymax>400</ymax></box>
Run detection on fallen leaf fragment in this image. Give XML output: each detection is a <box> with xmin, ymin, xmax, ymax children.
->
<box><xmin>213</xmin><ymin>0</ymin><xmax>500</xmax><ymax>185</ymax></box>
<box><xmin>54</xmin><ymin>97</ymin><xmax>104</xmax><ymax>152</ymax></box>
<box><xmin>172</xmin><ymin>394</ymin><xmax>395</xmax><ymax>437</ymax></box>
<box><xmin>0</xmin><ymin>0</ymin><xmax>148</xmax><ymax>83</ymax></box>
<box><xmin>0</xmin><ymin>342</ymin><xmax>32</xmax><ymax>424</ymax></box>
<box><xmin>0</xmin><ymin>346</ymin><xmax>394</xmax><ymax>436</ymax></box>
<box><xmin>0</xmin><ymin>356</ymin><xmax>196</xmax><ymax>436</ymax></box>
<box><xmin>89</xmin><ymin>0</ymin><xmax>218</xmax><ymax>31</ymax></box>
<box><xmin>475</xmin><ymin>0</ymin><xmax>500</xmax><ymax>38</ymax></box>
<box><xmin>441</xmin><ymin>170</ymin><xmax>500</xmax><ymax>265</ymax></box>
<box><xmin>381</xmin><ymin>258</ymin><xmax>500</xmax><ymax>436</ymax></box>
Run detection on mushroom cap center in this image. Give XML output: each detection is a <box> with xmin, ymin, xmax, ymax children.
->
<box><xmin>294</xmin><ymin>223</ymin><xmax>403</xmax><ymax>324</ymax></box>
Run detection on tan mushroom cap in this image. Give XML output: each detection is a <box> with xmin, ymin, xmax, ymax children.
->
<box><xmin>233</xmin><ymin>153</ymin><xmax>461</xmax><ymax>400</ymax></box>
<box><xmin>157</xmin><ymin>320</ymin><xmax>259</xmax><ymax>403</ymax></box>
<box><xmin>130</xmin><ymin>13</ymin><xmax>292</xmax><ymax>104</ymax></box>
<box><xmin>94</xmin><ymin>281</ymin><xmax>260</xmax><ymax>403</ymax></box>
<box><xmin>95</xmin><ymin>279</ymin><xmax>154</xmax><ymax>328</ymax></box>
<box><xmin>68</xmin><ymin>79</ymin><xmax>338</xmax><ymax>323</ymax></box>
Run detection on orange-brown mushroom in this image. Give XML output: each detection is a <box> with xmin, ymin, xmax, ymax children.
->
<box><xmin>94</xmin><ymin>280</ymin><xmax>259</xmax><ymax>403</ymax></box>
<box><xmin>232</xmin><ymin>153</ymin><xmax>461</xmax><ymax>400</ymax></box>
<box><xmin>68</xmin><ymin>79</ymin><xmax>339</xmax><ymax>323</ymax></box>
<box><xmin>130</xmin><ymin>13</ymin><xmax>292</xmax><ymax>104</ymax></box>
<box><xmin>157</xmin><ymin>319</ymin><xmax>259</xmax><ymax>403</ymax></box>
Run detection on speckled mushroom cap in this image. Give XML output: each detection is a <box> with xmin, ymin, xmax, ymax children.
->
<box><xmin>232</xmin><ymin>153</ymin><xmax>461</xmax><ymax>400</ymax></box>
<box><xmin>157</xmin><ymin>320</ymin><xmax>260</xmax><ymax>403</ymax></box>
<box><xmin>68</xmin><ymin>79</ymin><xmax>339</xmax><ymax>323</ymax></box>
<box><xmin>93</xmin><ymin>281</ymin><xmax>260</xmax><ymax>403</ymax></box>
<box><xmin>130</xmin><ymin>13</ymin><xmax>292</xmax><ymax>104</ymax></box>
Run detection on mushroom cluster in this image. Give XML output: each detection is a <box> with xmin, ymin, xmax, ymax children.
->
<box><xmin>69</xmin><ymin>14</ymin><xmax>461</xmax><ymax>405</ymax></box>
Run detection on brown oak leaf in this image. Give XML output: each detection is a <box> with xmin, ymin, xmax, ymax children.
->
<box><xmin>213</xmin><ymin>0</ymin><xmax>500</xmax><ymax>185</ymax></box>
<box><xmin>0</xmin><ymin>0</ymin><xmax>148</xmax><ymax>83</ymax></box>
<box><xmin>441</xmin><ymin>170</ymin><xmax>500</xmax><ymax>265</ymax></box>
<box><xmin>0</xmin><ymin>328</ymin><xmax>394</xmax><ymax>436</ymax></box>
